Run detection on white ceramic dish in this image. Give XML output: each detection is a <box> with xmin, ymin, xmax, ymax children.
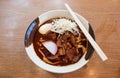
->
<box><xmin>24</xmin><ymin>10</ymin><xmax>95</xmax><ymax>73</ymax></box>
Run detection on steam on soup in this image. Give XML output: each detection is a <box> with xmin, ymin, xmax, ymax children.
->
<box><xmin>33</xmin><ymin>17</ymin><xmax>88</xmax><ymax>66</ymax></box>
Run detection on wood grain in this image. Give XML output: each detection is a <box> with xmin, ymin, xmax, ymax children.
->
<box><xmin>0</xmin><ymin>0</ymin><xmax>120</xmax><ymax>78</ymax></box>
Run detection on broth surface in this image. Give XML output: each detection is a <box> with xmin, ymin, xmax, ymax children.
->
<box><xmin>33</xmin><ymin>17</ymin><xmax>88</xmax><ymax>66</ymax></box>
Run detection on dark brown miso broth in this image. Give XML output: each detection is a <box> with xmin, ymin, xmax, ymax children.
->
<box><xmin>33</xmin><ymin>17</ymin><xmax>88</xmax><ymax>66</ymax></box>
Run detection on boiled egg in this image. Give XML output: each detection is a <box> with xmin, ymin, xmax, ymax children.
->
<box><xmin>39</xmin><ymin>24</ymin><xmax>52</xmax><ymax>34</ymax></box>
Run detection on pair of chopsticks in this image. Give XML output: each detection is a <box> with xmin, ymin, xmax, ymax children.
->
<box><xmin>65</xmin><ymin>3</ymin><xmax>108</xmax><ymax>61</ymax></box>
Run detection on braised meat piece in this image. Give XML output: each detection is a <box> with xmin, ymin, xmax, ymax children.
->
<box><xmin>47</xmin><ymin>32</ymin><xmax>57</xmax><ymax>41</ymax></box>
<box><xmin>66</xmin><ymin>48</ymin><xmax>76</xmax><ymax>61</ymax></box>
<box><xmin>69</xmin><ymin>34</ymin><xmax>76</xmax><ymax>47</ymax></box>
<box><xmin>56</xmin><ymin>38</ymin><xmax>62</xmax><ymax>47</ymax></box>
<box><xmin>72</xmin><ymin>54</ymin><xmax>81</xmax><ymax>63</ymax></box>
<box><xmin>58</xmin><ymin>47</ymin><xmax>66</xmax><ymax>56</ymax></box>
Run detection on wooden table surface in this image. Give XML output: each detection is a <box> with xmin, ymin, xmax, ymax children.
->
<box><xmin>0</xmin><ymin>0</ymin><xmax>120</xmax><ymax>78</ymax></box>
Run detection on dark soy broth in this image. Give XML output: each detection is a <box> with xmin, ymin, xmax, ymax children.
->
<box><xmin>33</xmin><ymin>17</ymin><xmax>88</xmax><ymax>66</ymax></box>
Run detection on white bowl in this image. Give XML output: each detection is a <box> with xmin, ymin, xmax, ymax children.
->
<box><xmin>24</xmin><ymin>10</ymin><xmax>95</xmax><ymax>73</ymax></box>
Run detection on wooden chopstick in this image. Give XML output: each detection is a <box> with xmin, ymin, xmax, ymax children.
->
<box><xmin>65</xmin><ymin>3</ymin><xmax>108</xmax><ymax>61</ymax></box>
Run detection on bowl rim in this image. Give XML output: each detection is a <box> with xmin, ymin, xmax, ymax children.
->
<box><xmin>24</xmin><ymin>10</ymin><xmax>95</xmax><ymax>73</ymax></box>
